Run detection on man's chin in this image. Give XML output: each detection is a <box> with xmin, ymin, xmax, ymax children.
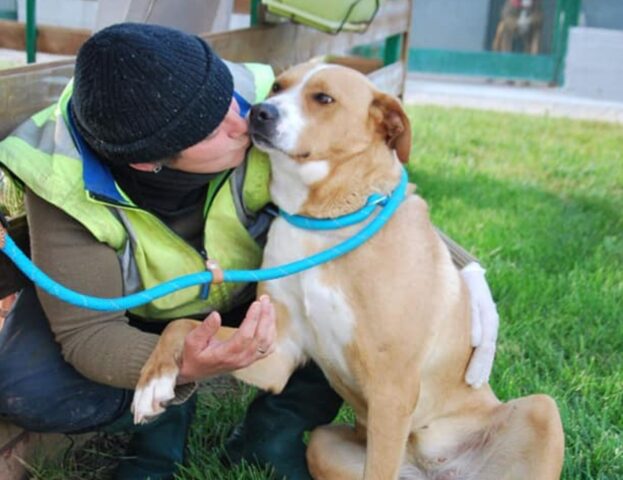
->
<box><xmin>231</xmin><ymin>151</ymin><xmax>247</xmax><ymax>167</ymax></box>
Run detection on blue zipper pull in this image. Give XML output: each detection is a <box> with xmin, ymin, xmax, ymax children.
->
<box><xmin>199</xmin><ymin>249</ymin><xmax>211</xmax><ymax>300</ymax></box>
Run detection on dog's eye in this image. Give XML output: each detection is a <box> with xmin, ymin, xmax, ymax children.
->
<box><xmin>271</xmin><ymin>82</ymin><xmax>282</xmax><ymax>94</ymax></box>
<box><xmin>313</xmin><ymin>93</ymin><xmax>334</xmax><ymax>105</ymax></box>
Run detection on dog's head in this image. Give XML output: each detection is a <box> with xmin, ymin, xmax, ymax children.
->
<box><xmin>249</xmin><ymin>62</ymin><xmax>411</xmax><ymax>214</ymax></box>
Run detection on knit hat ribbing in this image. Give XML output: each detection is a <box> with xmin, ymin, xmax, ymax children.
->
<box><xmin>71</xmin><ymin>22</ymin><xmax>233</xmax><ymax>165</ymax></box>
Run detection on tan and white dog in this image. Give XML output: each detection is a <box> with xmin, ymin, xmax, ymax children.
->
<box><xmin>492</xmin><ymin>0</ymin><xmax>544</xmax><ymax>55</ymax></box>
<box><xmin>132</xmin><ymin>63</ymin><xmax>564</xmax><ymax>480</ymax></box>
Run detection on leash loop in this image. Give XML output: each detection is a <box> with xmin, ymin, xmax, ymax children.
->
<box><xmin>279</xmin><ymin>190</ymin><xmax>391</xmax><ymax>231</ymax></box>
<box><xmin>0</xmin><ymin>169</ymin><xmax>408</xmax><ymax>311</ymax></box>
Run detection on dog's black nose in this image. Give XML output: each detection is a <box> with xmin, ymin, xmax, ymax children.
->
<box><xmin>250</xmin><ymin>103</ymin><xmax>279</xmax><ymax>125</ymax></box>
<box><xmin>249</xmin><ymin>103</ymin><xmax>279</xmax><ymax>142</ymax></box>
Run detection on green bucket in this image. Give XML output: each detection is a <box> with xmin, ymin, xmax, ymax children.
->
<box><xmin>262</xmin><ymin>0</ymin><xmax>382</xmax><ymax>33</ymax></box>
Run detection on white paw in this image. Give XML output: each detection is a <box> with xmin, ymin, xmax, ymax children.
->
<box><xmin>131</xmin><ymin>373</ymin><xmax>177</xmax><ymax>424</ymax></box>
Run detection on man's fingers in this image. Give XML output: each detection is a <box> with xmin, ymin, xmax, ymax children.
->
<box><xmin>481</xmin><ymin>309</ymin><xmax>499</xmax><ymax>345</ymax></box>
<box><xmin>185</xmin><ymin>312</ymin><xmax>221</xmax><ymax>352</ymax></box>
<box><xmin>470</xmin><ymin>304</ymin><xmax>482</xmax><ymax>347</ymax></box>
<box><xmin>223</xmin><ymin>300</ymin><xmax>261</xmax><ymax>356</ymax></box>
<box><xmin>238</xmin><ymin>300</ymin><xmax>261</xmax><ymax>336</ymax></box>
<box><xmin>254</xmin><ymin>295</ymin><xmax>276</xmax><ymax>352</ymax></box>
<box><xmin>203</xmin><ymin>311</ymin><xmax>222</xmax><ymax>336</ymax></box>
<box><xmin>465</xmin><ymin>342</ymin><xmax>496</xmax><ymax>388</ymax></box>
<box><xmin>466</xmin><ymin>305</ymin><xmax>497</xmax><ymax>388</ymax></box>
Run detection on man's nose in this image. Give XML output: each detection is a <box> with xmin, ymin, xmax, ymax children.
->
<box><xmin>224</xmin><ymin>107</ymin><xmax>249</xmax><ymax>137</ymax></box>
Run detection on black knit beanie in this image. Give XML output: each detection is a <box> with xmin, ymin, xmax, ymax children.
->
<box><xmin>71</xmin><ymin>22</ymin><xmax>233</xmax><ymax>165</ymax></box>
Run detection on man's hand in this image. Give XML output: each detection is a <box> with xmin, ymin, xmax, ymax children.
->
<box><xmin>177</xmin><ymin>295</ymin><xmax>277</xmax><ymax>383</ymax></box>
<box><xmin>461</xmin><ymin>262</ymin><xmax>499</xmax><ymax>388</ymax></box>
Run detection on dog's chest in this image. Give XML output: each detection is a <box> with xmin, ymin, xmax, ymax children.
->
<box><xmin>263</xmin><ymin>219</ymin><xmax>357</xmax><ymax>383</ymax></box>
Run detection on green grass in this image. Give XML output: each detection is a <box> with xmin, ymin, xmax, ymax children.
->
<box><xmin>407</xmin><ymin>106</ymin><xmax>623</xmax><ymax>479</ymax></box>
<box><xmin>31</xmin><ymin>106</ymin><xmax>622</xmax><ymax>479</ymax></box>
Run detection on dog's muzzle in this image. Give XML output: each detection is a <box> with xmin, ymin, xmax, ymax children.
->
<box><xmin>249</xmin><ymin>102</ymin><xmax>279</xmax><ymax>147</ymax></box>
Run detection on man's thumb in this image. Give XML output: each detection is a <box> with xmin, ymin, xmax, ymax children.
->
<box><xmin>202</xmin><ymin>311</ymin><xmax>221</xmax><ymax>337</ymax></box>
<box><xmin>187</xmin><ymin>312</ymin><xmax>221</xmax><ymax>350</ymax></box>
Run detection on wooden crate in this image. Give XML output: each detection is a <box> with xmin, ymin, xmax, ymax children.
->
<box><xmin>0</xmin><ymin>1</ymin><xmax>412</xmax><ymax>476</ymax></box>
<box><xmin>0</xmin><ymin>0</ymin><xmax>411</xmax><ymax>137</ymax></box>
<box><xmin>0</xmin><ymin>19</ymin><xmax>90</xmax><ymax>56</ymax></box>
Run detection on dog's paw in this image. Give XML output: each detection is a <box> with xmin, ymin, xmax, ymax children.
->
<box><xmin>131</xmin><ymin>372</ymin><xmax>177</xmax><ymax>424</ymax></box>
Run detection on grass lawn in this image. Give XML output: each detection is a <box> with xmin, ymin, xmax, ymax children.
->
<box><xmin>30</xmin><ymin>106</ymin><xmax>622</xmax><ymax>479</ymax></box>
<box><xmin>407</xmin><ymin>106</ymin><xmax>622</xmax><ymax>480</ymax></box>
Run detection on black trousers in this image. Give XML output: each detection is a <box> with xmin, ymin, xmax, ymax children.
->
<box><xmin>0</xmin><ymin>286</ymin><xmax>132</xmax><ymax>432</ymax></box>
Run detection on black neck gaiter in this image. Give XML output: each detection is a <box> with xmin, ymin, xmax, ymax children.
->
<box><xmin>110</xmin><ymin>165</ymin><xmax>219</xmax><ymax>218</ymax></box>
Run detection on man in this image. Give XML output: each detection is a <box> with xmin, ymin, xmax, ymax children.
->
<box><xmin>0</xmin><ymin>23</ymin><xmax>498</xmax><ymax>479</ymax></box>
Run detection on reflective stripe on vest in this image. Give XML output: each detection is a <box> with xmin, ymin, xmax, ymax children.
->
<box><xmin>0</xmin><ymin>62</ymin><xmax>274</xmax><ymax>319</ymax></box>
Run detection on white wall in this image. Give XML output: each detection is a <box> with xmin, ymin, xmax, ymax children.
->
<box><xmin>16</xmin><ymin>0</ymin><xmax>238</xmax><ymax>33</ymax></box>
<box><xmin>17</xmin><ymin>0</ymin><xmax>98</xmax><ymax>29</ymax></box>
<box><xmin>564</xmin><ymin>27</ymin><xmax>623</xmax><ymax>102</ymax></box>
<box><xmin>581</xmin><ymin>0</ymin><xmax>623</xmax><ymax>31</ymax></box>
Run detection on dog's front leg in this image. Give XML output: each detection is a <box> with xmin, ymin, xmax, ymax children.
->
<box><xmin>132</xmin><ymin>318</ymin><xmax>201</xmax><ymax>424</ymax></box>
<box><xmin>232</xmin><ymin>340</ymin><xmax>302</xmax><ymax>394</ymax></box>
<box><xmin>363</xmin><ymin>382</ymin><xmax>420</xmax><ymax>480</ymax></box>
<box><xmin>130</xmin><ymin>319</ymin><xmax>276</xmax><ymax>424</ymax></box>
<box><xmin>233</xmin><ymin>293</ymin><xmax>306</xmax><ymax>393</ymax></box>
<box><xmin>131</xmin><ymin>314</ymin><xmax>304</xmax><ymax>424</ymax></box>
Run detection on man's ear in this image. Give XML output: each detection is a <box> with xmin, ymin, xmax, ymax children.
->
<box><xmin>370</xmin><ymin>92</ymin><xmax>412</xmax><ymax>164</ymax></box>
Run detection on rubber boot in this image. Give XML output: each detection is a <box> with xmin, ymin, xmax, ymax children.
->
<box><xmin>105</xmin><ymin>393</ymin><xmax>197</xmax><ymax>480</ymax></box>
<box><xmin>223</xmin><ymin>363</ymin><xmax>342</xmax><ymax>480</ymax></box>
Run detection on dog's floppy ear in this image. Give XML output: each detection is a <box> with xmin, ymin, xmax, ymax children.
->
<box><xmin>371</xmin><ymin>91</ymin><xmax>412</xmax><ymax>164</ymax></box>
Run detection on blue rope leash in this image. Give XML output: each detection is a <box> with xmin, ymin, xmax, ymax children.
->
<box><xmin>0</xmin><ymin>169</ymin><xmax>408</xmax><ymax>311</ymax></box>
<box><xmin>279</xmin><ymin>193</ymin><xmax>387</xmax><ymax>230</ymax></box>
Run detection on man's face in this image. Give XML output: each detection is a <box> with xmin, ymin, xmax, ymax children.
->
<box><xmin>168</xmin><ymin>98</ymin><xmax>250</xmax><ymax>173</ymax></box>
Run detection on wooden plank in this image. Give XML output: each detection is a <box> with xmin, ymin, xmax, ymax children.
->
<box><xmin>0</xmin><ymin>0</ymin><xmax>410</xmax><ymax>136</ymax></box>
<box><xmin>0</xmin><ymin>60</ymin><xmax>75</xmax><ymax>139</ymax></box>
<box><xmin>234</xmin><ymin>0</ymin><xmax>251</xmax><ymax>14</ymax></box>
<box><xmin>0</xmin><ymin>20</ymin><xmax>90</xmax><ymax>56</ymax></box>
<box><xmin>204</xmin><ymin>0</ymin><xmax>410</xmax><ymax>71</ymax></box>
<box><xmin>0</xmin><ymin>55</ymin><xmax>404</xmax><ymax>143</ymax></box>
<box><xmin>368</xmin><ymin>61</ymin><xmax>406</xmax><ymax>96</ymax></box>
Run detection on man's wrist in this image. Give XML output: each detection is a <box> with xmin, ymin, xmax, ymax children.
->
<box><xmin>176</xmin><ymin>373</ymin><xmax>193</xmax><ymax>385</ymax></box>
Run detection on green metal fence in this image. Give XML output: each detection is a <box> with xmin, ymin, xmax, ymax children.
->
<box><xmin>0</xmin><ymin>0</ymin><xmax>17</xmax><ymax>20</ymax></box>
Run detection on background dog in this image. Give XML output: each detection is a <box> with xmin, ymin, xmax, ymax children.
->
<box><xmin>493</xmin><ymin>0</ymin><xmax>544</xmax><ymax>54</ymax></box>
